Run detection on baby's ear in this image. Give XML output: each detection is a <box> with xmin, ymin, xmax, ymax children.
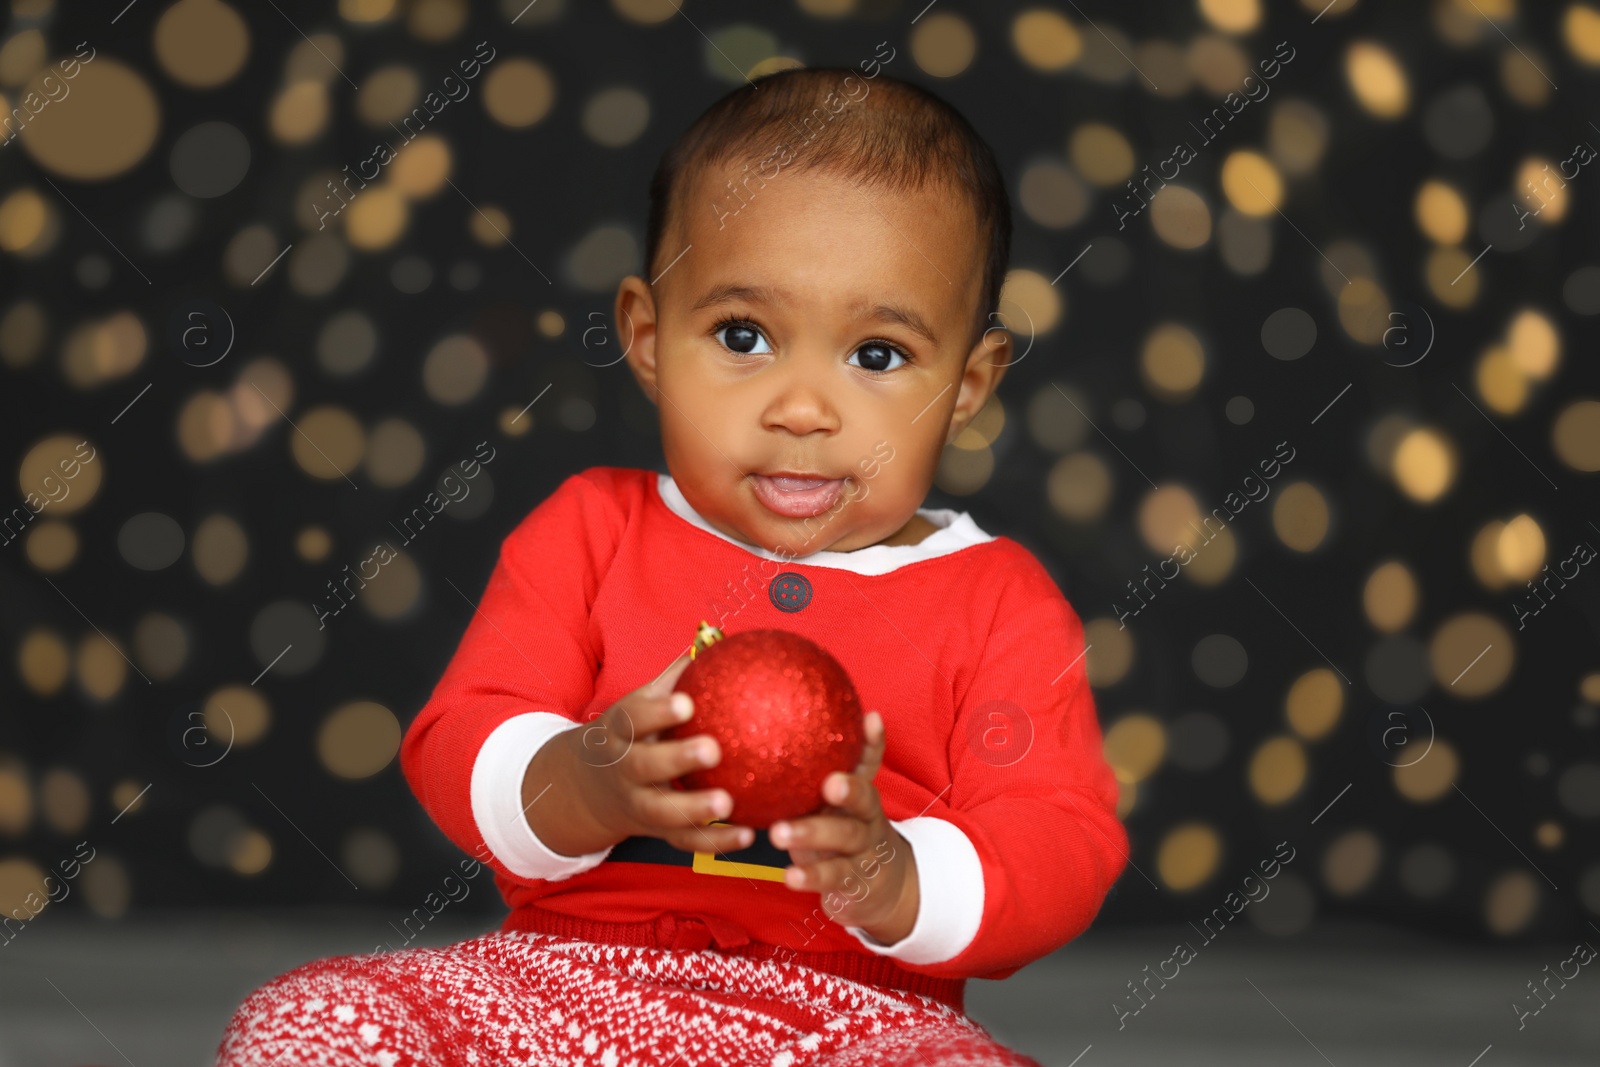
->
<box><xmin>946</xmin><ymin>326</ymin><xmax>1010</xmax><ymax>443</ymax></box>
<box><xmin>616</xmin><ymin>276</ymin><xmax>660</xmax><ymax>404</ymax></box>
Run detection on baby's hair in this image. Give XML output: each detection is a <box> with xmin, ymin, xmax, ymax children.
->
<box><xmin>645</xmin><ymin>66</ymin><xmax>1012</xmax><ymax>350</ymax></box>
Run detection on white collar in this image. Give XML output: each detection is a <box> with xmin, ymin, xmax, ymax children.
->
<box><xmin>655</xmin><ymin>472</ymin><xmax>994</xmax><ymax>576</ymax></box>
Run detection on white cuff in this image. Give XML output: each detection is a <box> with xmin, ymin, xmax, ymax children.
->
<box><xmin>470</xmin><ymin>712</ymin><xmax>614</xmax><ymax>882</ymax></box>
<box><xmin>844</xmin><ymin>815</ymin><xmax>985</xmax><ymax>965</ymax></box>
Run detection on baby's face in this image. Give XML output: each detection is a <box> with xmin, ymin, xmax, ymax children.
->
<box><xmin>619</xmin><ymin>166</ymin><xmax>1005</xmax><ymax>557</ymax></box>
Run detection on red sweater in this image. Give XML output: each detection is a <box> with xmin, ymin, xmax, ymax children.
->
<box><xmin>401</xmin><ymin>466</ymin><xmax>1125</xmax><ymax>990</ymax></box>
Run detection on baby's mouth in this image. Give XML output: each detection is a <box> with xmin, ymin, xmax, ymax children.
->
<box><xmin>749</xmin><ymin>473</ymin><xmax>846</xmax><ymax>518</ymax></box>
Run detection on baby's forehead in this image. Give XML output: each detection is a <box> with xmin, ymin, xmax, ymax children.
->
<box><xmin>679</xmin><ymin>160</ymin><xmax>986</xmax><ymax>252</ymax></box>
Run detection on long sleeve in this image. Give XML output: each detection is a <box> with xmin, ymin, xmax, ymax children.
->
<box><xmin>400</xmin><ymin>470</ymin><xmax>628</xmax><ymax>883</ymax></box>
<box><xmin>471</xmin><ymin>712</ymin><xmax>612</xmax><ymax>880</ymax></box>
<box><xmin>860</xmin><ymin>552</ymin><xmax>1126</xmax><ymax>980</ymax></box>
<box><xmin>842</xmin><ymin>816</ymin><xmax>984</xmax><ymax>964</ymax></box>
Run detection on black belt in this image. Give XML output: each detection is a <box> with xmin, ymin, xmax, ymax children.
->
<box><xmin>608</xmin><ymin>823</ymin><xmax>791</xmax><ymax>882</ymax></box>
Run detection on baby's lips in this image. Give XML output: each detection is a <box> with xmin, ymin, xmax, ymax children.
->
<box><xmin>749</xmin><ymin>473</ymin><xmax>845</xmax><ymax>518</ymax></box>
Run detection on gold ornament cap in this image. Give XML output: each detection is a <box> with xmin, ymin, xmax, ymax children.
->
<box><xmin>690</xmin><ymin>620</ymin><xmax>725</xmax><ymax>660</ymax></box>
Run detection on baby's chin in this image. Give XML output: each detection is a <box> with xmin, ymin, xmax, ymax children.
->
<box><xmin>718</xmin><ymin>511</ymin><xmax>847</xmax><ymax>557</ymax></box>
<box><xmin>757</xmin><ymin>511</ymin><xmax>922</xmax><ymax>557</ymax></box>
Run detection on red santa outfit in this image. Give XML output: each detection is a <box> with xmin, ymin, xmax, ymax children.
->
<box><xmin>217</xmin><ymin>467</ymin><xmax>1126</xmax><ymax>1067</ymax></box>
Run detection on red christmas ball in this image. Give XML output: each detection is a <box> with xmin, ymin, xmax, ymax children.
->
<box><xmin>662</xmin><ymin>624</ymin><xmax>864</xmax><ymax>829</ymax></box>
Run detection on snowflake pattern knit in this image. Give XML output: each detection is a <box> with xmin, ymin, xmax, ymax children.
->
<box><xmin>216</xmin><ymin>930</ymin><xmax>1042</xmax><ymax>1067</ymax></box>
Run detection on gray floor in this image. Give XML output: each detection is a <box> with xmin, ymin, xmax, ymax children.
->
<box><xmin>1</xmin><ymin>911</ymin><xmax>1595</xmax><ymax>1066</ymax></box>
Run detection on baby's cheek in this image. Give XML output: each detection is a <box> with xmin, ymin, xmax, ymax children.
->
<box><xmin>873</xmin><ymin>476</ymin><xmax>925</xmax><ymax>520</ymax></box>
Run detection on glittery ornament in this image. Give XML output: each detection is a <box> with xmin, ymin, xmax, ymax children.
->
<box><xmin>663</xmin><ymin>622</ymin><xmax>864</xmax><ymax>829</ymax></box>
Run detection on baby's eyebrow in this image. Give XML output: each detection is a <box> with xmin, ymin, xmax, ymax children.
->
<box><xmin>691</xmin><ymin>283</ymin><xmax>783</xmax><ymax>311</ymax></box>
<box><xmin>856</xmin><ymin>301</ymin><xmax>938</xmax><ymax>347</ymax></box>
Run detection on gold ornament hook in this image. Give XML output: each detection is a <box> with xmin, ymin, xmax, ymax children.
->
<box><xmin>690</xmin><ymin>620</ymin><xmax>725</xmax><ymax>660</ymax></box>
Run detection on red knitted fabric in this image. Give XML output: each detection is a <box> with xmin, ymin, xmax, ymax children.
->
<box><xmin>215</xmin><ymin>929</ymin><xmax>1044</xmax><ymax>1066</ymax></box>
<box><xmin>502</xmin><ymin>905</ymin><xmax>967</xmax><ymax>1012</ymax></box>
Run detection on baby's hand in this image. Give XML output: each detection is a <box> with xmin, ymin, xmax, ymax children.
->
<box><xmin>569</xmin><ymin>651</ymin><xmax>756</xmax><ymax>857</ymax></box>
<box><xmin>769</xmin><ymin>711</ymin><xmax>920</xmax><ymax>945</ymax></box>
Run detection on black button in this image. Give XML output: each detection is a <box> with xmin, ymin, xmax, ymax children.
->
<box><xmin>769</xmin><ymin>571</ymin><xmax>812</xmax><ymax>613</ymax></box>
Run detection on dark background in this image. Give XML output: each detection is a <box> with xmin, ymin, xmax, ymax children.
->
<box><xmin>3</xmin><ymin>0</ymin><xmax>1598</xmax><ymax>956</ymax></box>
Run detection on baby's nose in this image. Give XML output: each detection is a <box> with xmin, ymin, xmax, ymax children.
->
<box><xmin>760</xmin><ymin>375</ymin><xmax>841</xmax><ymax>435</ymax></box>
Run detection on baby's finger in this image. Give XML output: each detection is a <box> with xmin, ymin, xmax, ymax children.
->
<box><xmin>664</xmin><ymin>821</ymin><xmax>755</xmax><ymax>856</ymax></box>
<box><xmin>785</xmin><ymin>845</ymin><xmax>841</xmax><ymax>866</ymax></box>
<box><xmin>770</xmin><ymin>813</ymin><xmax>873</xmax><ymax>855</ymax></box>
<box><xmin>821</xmin><ymin>768</ymin><xmax>882</xmax><ymax>823</ymax></box>
<box><xmin>648</xmin><ymin>649</ymin><xmax>695</xmax><ymax>694</ymax></box>
<box><xmin>624</xmin><ymin>732</ymin><xmax>719</xmax><ymax>785</ymax></box>
<box><xmin>785</xmin><ymin>854</ymin><xmax>863</xmax><ymax>896</ymax></box>
<box><xmin>636</xmin><ymin>782</ymin><xmax>733</xmax><ymax>829</ymax></box>
<box><xmin>620</xmin><ymin>689</ymin><xmax>694</xmax><ymax>745</ymax></box>
<box><xmin>854</xmin><ymin>711</ymin><xmax>886</xmax><ymax>779</ymax></box>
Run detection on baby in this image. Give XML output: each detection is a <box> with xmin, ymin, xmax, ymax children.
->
<box><xmin>219</xmin><ymin>66</ymin><xmax>1126</xmax><ymax>1067</ymax></box>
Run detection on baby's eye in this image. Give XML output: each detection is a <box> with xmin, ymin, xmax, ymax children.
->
<box><xmin>849</xmin><ymin>341</ymin><xmax>908</xmax><ymax>374</ymax></box>
<box><xmin>716</xmin><ymin>321</ymin><xmax>772</xmax><ymax>355</ymax></box>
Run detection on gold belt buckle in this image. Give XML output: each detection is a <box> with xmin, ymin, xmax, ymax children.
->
<box><xmin>691</xmin><ymin>820</ymin><xmax>789</xmax><ymax>882</ymax></box>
